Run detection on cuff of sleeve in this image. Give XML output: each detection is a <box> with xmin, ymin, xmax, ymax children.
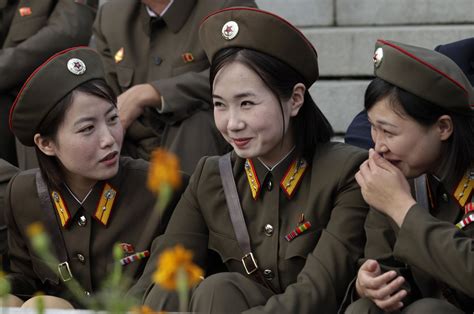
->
<box><xmin>393</xmin><ymin>204</ymin><xmax>428</xmax><ymax>258</ymax></box>
<box><xmin>156</xmin><ymin>96</ymin><xmax>166</xmax><ymax>114</ymax></box>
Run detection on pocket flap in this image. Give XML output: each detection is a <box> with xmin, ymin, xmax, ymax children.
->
<box><xmin>117</xmin><ymin>65</ymin><xmax>134</xmax><ymax>89</ymax></box>
<box><xmin>9</xmin><ymin>16</ymin><xmax>48</xmax><ymax>43</ymax></box>
<box><xmin>284</xmin><ymin>229</ymin><xmax>321</xmax><ymax>259</ymax></box>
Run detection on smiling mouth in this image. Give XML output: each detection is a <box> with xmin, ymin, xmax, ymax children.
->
<box><xmin>232</xmin><ymin>138</ymin><xmax>251</xmax><ymax>147</ymax></box>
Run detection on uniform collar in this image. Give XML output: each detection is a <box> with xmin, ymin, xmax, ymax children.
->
<box><xmin>449</xmin><ymin>169</ymin><xmax>474</xmax><ymax>208</ymax></box>
<box><xmin>50</xmin><ymin>159</ymin><xmax>124</xmax><ymax>229</ymax></box>
<box><xmin>162</xmin><ymin>0</ymin><xmax>196</xmax><ymax>33</ymax></box>
<box><xmin>244</xmin><ymin>150</ymin><xmax>308</xmax><ymax>200</ymax></box>
<box><xmin>141</xmin><ymin>0</ymin><xmax>196</xmax><ymax>34</ymax></box>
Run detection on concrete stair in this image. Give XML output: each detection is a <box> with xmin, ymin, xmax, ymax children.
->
<box><xmin>256</xmin><ymin>0</ymin><xmax>474</xmax><ymax>135</ymax></box>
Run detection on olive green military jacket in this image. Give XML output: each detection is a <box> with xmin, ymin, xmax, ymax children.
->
<box><xmin>93</xmin><ymin>0</ymin><xmax>256</xmax><ymax>173</ymax></box>
<box><xmin>0</xmin><ymin>159</ymin><xmax>18</xmax><ymax>256</ymax></box>
<box><xmin>130</xmin><ymin>142</ymin><xmax>369</xmax><ymax>313</ymax></box>
<box><xmin>0</xmin><ymin>0</ymin><xmax>97</xmax><ymax>92</ymax></box>
<box><xmin>346</xmin><ymin>174</ymin><xmax>474</xmax><ymax>311</ymax></box>
<box><xmin>5</xmin><ymin>157</ymin><xmax>184</xmax><ymax>306</ymax></box>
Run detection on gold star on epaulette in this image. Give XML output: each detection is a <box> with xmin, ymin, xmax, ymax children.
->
<box><xmin>280</xmin><ymin>159</ymin><xmax>308</xmax><ymax>199</ymax></box>
<box><xmin>244</xmin><ymin>159</ymin><xmax>261</xmax><ymax>200</ymax></box>
<box><xmin>93</xmin><ymin>183</ymin><xmax>117</xmax><ymax>226</ymax></box>
<box><xmin>51</xmin><ymin>191</ymin><xmax>71</xmax><ymax>228</ymax></box>
<box><xmin>453</xmin><ymin>170</ymin><xmax>474</xmax><ymax>207</ymax></box>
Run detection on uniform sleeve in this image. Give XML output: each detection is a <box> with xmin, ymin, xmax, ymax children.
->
<box><xmin>0</xmin><ymin>160</ymin><xmax>19</xmax><ymax>256</ymax></box>
<box><xmin>127</xmin><ymin>157</ymin><xmax>211</xmax><ymax>301</ymax></box>
<box><xmin>245</xmin><ymin>150</ymin><xmax>369</xmax><ymax>314</ymax></box>
<box><xmin>0</xmin><ymin>0</ymin><xmax>97</xmax><ymax>92</ymax></box>
<box><xmin>393</xmin><ymin>204</ymin><xmax>474</xmax><ymax>297</ymax></box>
<box><xmin>4</xmin><ymin>174</ymin><xmax>41</xmax><ymax>298</ymax></box>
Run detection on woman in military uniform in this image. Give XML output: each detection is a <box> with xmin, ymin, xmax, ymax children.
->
<box><xmin>128</xmin><ymin>7</ymin><xmax>369</xmax><ymax>313</ymax></box>
<box><xmin>5</xmin><ymin>47</ymin><xmax>184</xmax><ymax>308</ymax></box>
<box><xmin>344</xmin><ymin>40</ymin><xmax>474</xmax><ymax>313</ymax></box>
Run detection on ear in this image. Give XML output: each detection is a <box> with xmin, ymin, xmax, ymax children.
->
<box><xmin>33</xmin><ymin>133</ymin><xmax>57</xmax><ymax>156</ymax></box>
<box><xmin>436</xmin><ymin>115</ymin><xmax>453</xmax><ymax>141</ymax></box>
<box><xmin>288</xmin><ymin>83</ymin><xmax>306</xmax><ymax>117</ymax></box>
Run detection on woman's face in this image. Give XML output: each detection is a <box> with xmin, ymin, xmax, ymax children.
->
<box><xmin>368</xmin><ymin>97</ymin><xmax>447</xmax><ymax>178</ymax></box>
<box><xmin>212</xmin><ymin>62</ymin><xmax>302</xmax><ymax>166</ymax></box>
<box><xmin>42</xmin><ymin>92</ymin><xmax>124</xmax><ymax>188</ymax></box>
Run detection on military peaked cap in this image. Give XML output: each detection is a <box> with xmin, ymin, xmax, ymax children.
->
<box><xmin>10</xmin><ymin>47</ymin><xmax>105</xmax><ymax>146</ymax></box>
<box><xmin>373</xmin><ymin>39</ymin><xmax>474</xmax><ymax>113</ymax></box>
<box><xmin>199</xmin><ymin>7</ymin><xmax>319</xmax><ymax>86</ymax></box>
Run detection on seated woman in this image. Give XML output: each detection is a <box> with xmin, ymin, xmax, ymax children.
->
<box><xmin>345</xmin><ymin>40</ymin><xmax>474</xmax><ymax>313</ymax></box>
<box><xmin>128</xmin><ymin>7</ymin><xmax>369</xmax><ymax>313</ymax></box>
<box><xmin>5</xmin><ymin>48</ymin><xmax>184</xmax><ymax>309</ymax></box>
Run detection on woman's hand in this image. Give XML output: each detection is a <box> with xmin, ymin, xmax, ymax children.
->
<box><xmin>356</xmin><ymin>259</ymin><xmax>407</xmax><ymax>312</ymax></box>
<box><xmin>355</xmin><ymin>149</ymin><xmax>416</xmax><ymax>226</ymax></box>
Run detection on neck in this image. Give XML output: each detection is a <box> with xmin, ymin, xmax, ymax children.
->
<box><xmin>142</xmin><ymin>0</ymin><xmax>171</xmax><ymax>15</ymax></box>
<box><xmin>64</xmin><ymin>174</ymin><xmax>96</xmax><ymax>201</ymax></box>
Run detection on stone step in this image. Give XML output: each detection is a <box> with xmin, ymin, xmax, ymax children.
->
<box><xmin>309</xmin><ymin>80</ymin><xmax>370</xmax><ymax>133</ymax></box>
<box><xmin>303</xmin><ymin>25</ymin><xmax>474</xmax><ymax>76</ymax></box>
<box><xmin>336</xmin><ymin>0</ymin><xmax>474</xmax><ymax>26</ymax></box>
<box><xmin>257</xmin><ymin>0</ymin><xmax>474</xmax><ymax>27</ymax></box>
<box><xmin>256</xmin><ymin>0</ymin><xmax>334</xmax><ymax>26</ymax></box>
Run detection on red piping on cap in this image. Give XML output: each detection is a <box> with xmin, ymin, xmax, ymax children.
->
<box><xmin>9</xmin><ymin>46</ymin><xmax>91</xmax><ymax>131</ymax></box>
<box><xmin>378</xmin><ymin>39</ymin><xmax>468</xmax><ymax>96</ymax></box>
<box><xmin>200</xmin><ymin>7</ymin><xmax>317</xmax><ymax>55</ymax></box>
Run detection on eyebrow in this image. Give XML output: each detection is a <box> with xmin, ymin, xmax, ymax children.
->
<box><xmin>73</xmin><ymin>104</ymin><xmax>116</xmax><ymax>126</ymax></box>
<box><xmin>212</xmin><ymin>92</ymin><xmax>257</xmax><ymax>100</ymax></box>
<box><xmin>368</xmin><ymin>117</ymin><xmax>398</xmax><ymax>128</ymax></box>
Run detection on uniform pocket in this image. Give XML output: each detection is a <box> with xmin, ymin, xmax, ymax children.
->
<box><xmin>208</xmin><ymin>230</ymin><xmax>241</xmax><ymax>263</ymax></box>
<box><xmin>171</xmin><ymin>58</ymin><xmax>209</xmax><ymax>77</ymax></box>
<box><xmin>284</xmin><ymin>228</ymin><xmax>322</xmax><ymax>259</ymax></box>
<box><xmin>9</xmin><ymin>15</ymin><xmax>48</xmax><ymax>43</ymax></box>
<box><xmin>116</xmin><ymin>65</ymin><xmax>134</xmax><ymax>89</ymax></box>
<box><xmin>31</xmin><ymin>256</ymin><xmax>59</xmax><ymax>285</ymax></box>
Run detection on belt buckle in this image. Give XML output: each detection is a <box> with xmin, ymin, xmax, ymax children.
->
<box><xmin>58</xmin><ymin>262</ymin><xmax>73</xmax><ymax>282</ymax></box>
<box><xmin>242</xmin><ymin>252</ymin><xmax>258</xmax><ymax>275</ymax></box>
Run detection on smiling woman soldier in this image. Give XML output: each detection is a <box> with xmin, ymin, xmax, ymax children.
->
<box><xmin>128</xmin><ymin>7</ymin><xmax>369</xmax><ymax>313</ymax></box>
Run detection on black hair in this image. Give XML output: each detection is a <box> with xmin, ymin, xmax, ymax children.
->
<box><xmin>35</xmin><ymin>79</ymin><xmax>117</xmax><ymax>191</ymax></box>
<box><xmin>365</xmin><ymin>77</ymin><xmax>474</xmax><ymax>182</ymax></box>
<box><xmin>209</xmin><ymin>48</ymin><xmax>333</xmax><ymax>162</ymax></box>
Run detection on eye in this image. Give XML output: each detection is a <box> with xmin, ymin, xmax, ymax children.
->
<box><xmin>213</xmin><ymin>101</ymin><xmax>225</xmax><ymax>108</ymax></box>
<box><xmin>79</xmin><ymin>125</ymin><xmax>94</xmax><ymax>134</ymax></box>
<box><xmin>241</xmin><ymin>100</ymin><xmax>254</xmax><ymax>107</ymax></box>
<box><xmin>107</xmin><ymin>114</ymin><xmax>119</xmax><ymax>124</ymax></box>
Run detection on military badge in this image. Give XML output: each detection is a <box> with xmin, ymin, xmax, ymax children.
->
<box><xmin>222</xmin><ymin>21</ymin><xmax>239</xmax><ymax>40</ymax></box>
<box><xmin>67</xmin><ymin>58</ymin><xmax>86</xmax><ymax>75</ymax></box>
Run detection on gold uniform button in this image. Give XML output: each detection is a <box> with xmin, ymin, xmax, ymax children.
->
<box><xmin>77</xmin><ymin>253</ymin><xmax>85</xmax><ymax>263</ymax></box>
<box><xmin>264</xmin><ymin>224</ymin><xmax>274</xmax><ymax>236</ymax></box>
<box><xmin>263</xmin><ymin>269</ymin><xmax>274</xmax><ymax>280</ymax></box>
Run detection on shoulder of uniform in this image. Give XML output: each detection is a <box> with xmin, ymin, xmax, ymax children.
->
<box><xmin>313</xmin><ymin>142</ymin><xmax>367</xmax><ymax>163</ymax></box>
<box><xmin>118</xmin><ymin>156</ymin><xmax>149</xmax><ymax>176</ymax></box>
<box><xmin>100</xmin><ymin>0</ymin><xmax>137</xmax><ymax>14</ymax></box>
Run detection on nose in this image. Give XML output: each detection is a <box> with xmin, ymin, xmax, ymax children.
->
<box><xmin>227</xmin><ymin>109</ymin><xmax>245</xmax><ymax>132</ymax></box>
<box><xmin>373</xmin><ymin>133</ymin><xmax>388</xmax><ymax>154</ymax></box>
<box><xmin>99</xmin><ymin>125</ymin><xmax>116</xmax><ymax>148</ymax></box>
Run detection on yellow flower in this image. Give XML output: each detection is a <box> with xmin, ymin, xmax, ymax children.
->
<box><xmin>153</xmin><ymin>245</ymin><xmax>203</xmax><ymax>290</ymax></box>
<box><xmin>130</xmin><ymin>305</ymin><xmax>164</xmax><ymax>314</ymax></box>
<box><xmin>26</xmin><ymin>222</ymin><xmax>45</xmax><ymax>238</ymax></box>
<box><xmin>147</xmin><ymin>148</ymin><xmax>181</xmax><ymax>195</ymax></box>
